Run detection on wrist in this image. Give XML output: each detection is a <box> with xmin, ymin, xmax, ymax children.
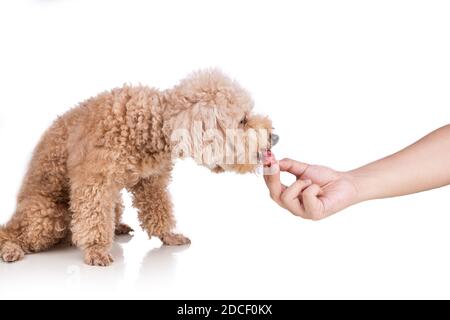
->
<box><xmin>345</xmin><ymin>168</ymin><xmax>379</xmax><ymax>204</ymax></box>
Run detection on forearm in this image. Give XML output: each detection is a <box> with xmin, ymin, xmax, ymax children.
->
<box><xmin>349</xmin><ymin>124</ymin><xmax>450</xmax><ymax>203</ymax></box>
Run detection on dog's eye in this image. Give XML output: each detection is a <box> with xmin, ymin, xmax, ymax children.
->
<box><xmin>240</xmin><ymin>116</ymin><xmax>247</xmax><ymax>126</ymax></box>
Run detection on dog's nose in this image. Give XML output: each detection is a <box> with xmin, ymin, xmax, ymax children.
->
<box><xmin>271</xmin><ymin>133</ymin><xmax>279</xmax><ymax>147</ymax></box>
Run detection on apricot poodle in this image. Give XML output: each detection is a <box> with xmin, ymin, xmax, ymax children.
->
<box><xmin>0</xmin><ymin>69</ymin><xmax>275</xmax><ymax>266</ymax></box>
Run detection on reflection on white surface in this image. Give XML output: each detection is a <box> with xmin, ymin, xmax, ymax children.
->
<box><xmin>2</xmin><ymin>189</ymin><xmax>450</xmax><ymax>300</ymax></box>
<box><xmin>0</xmin><ymin>234</ymin><xmax>190</xmax><ymax>299</ymax></box>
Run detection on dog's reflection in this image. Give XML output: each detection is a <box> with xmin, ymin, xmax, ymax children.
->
<box><xmin>0</xmin><ymin>240</ymin><xmax>126</xmax><ymax>297</ymax></box>
<box><xmin>136</xmin><ymin>245</ymin><xmax>189</xmax><ymax>288</ymax></box>
<box><xmin>0</xmin><ymin>236</ymin><xmax>189</xmax><ymax>297</ymax></box>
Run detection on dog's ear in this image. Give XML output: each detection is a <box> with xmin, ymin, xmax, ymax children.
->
<box><xmin>189</xmin><ymin>103</ymin><xmax>225</xmax><ymax>167</ymax></box>
<box><xmin>167</xmin><ymin>101</ymin><xmax>225</xmax><ymax>166</ymax></box>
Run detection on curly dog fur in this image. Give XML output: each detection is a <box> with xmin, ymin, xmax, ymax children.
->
<box><xmin>0</xmin><ymin>69</ymin><xmax>273</xmax><ymax>266</ymax></box>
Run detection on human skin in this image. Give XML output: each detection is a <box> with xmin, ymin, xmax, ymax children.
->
<box><xmin>264</xmin><ymin>124</ymin><xmax>450</xmax><ymax>220</ymax></box>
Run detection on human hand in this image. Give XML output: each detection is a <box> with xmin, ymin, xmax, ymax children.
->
<box><xmin>263</xmin><ymin>156</ymin><xmax>359</xmax><ymax>220</ymax></box>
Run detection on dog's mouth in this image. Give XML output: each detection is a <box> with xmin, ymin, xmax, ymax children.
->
<box><xmin>258</xmin><ymin>149</ymin><xmax>275</xmax><ymax>167</ymax></box>
<box><xmin>256</xmin><ymin>132</ymin><xmax>279</xmax><ymax>164</ymax></box>
<box><xmin>257</xmin><ymin>150</ymin><xmax>265</xmax><ymax>164</ymax></box>
<box><xmin>210</xmin><ymin>133</ymin><xmax>279</xmax><ymax>174</ymax></box>
<box><xmin>257</xmin><ymin>151</ymin><xmax>262</xmax><ymax>163</ymax></box>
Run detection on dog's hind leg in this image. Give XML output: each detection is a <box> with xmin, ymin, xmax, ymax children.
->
<box><xmin>0</xmin><ymin>227</ymin><xmax>24</xmax><ymax>263</ymax></box>
<box><xmin>114</xmin><ymin>194</ymin><xmax>134</xmax><ymax>236</ymax></box>
<box><xmin>0</xmin><ymin>240</ymin><xmax>25</xmax><ymax>263</ymax></box>
<box><xmin>0</xmin><ymin>197</ymin><xmax>70</xmax><ymax>262</ymax></box>
<box><xmin>129</xmin><ymin>173</ymin><xmax>191</xmax><ymax>246</ymax></box>
<box><xmin>16</xmin><ymin>197</ymin><xmax>70</xmax><ymax>253</ymax></box>
<box><xmin>0</xmin><ymin>117</ymin><xmax>71</xmax><ymax>263</ymax></box>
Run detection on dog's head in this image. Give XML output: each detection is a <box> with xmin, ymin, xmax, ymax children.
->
<box><xmin>165</xmin><ymin>69</ymin><xmax>278</xmax><ymax>174</ymax></box>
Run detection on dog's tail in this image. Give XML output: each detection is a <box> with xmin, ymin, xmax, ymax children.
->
<box><xmin>0</xmin><ymin>225</ymin><xmax>24</xmax><ymax>263</ymax></box>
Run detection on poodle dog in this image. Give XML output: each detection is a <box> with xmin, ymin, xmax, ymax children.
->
<box><xmin>0</xmin><ymin>69</ymin><xmax>276</xmax><ymax>266</ymax></box>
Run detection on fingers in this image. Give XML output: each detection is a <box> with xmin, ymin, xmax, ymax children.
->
<box><xmin>263</xmin><ymin>152</ymin><xmax>286</xmax><ymax>203</ymax></box>
<box><xmin>278</xmin><ymin>182</ymin><xmax>325</xmax><ymax>220</ymax></box>
<box><xmin>302</xmin><ymin>184</ymin><xmax>324</xmax><ymax>220</ymax></box>
<box><xmin>263</xmin><ymin>162</ymin><xmax>285</xmax><ymax>203</ymax></box>
<box><xmin>264</xmin><ymin>154</ymin><xmax>325</xmax><ymax>220</ymax></box>
<box><xmin>281</xmin><ymin>179</ymin><xmax>312</xmax><ymax>203</ymax></box>
<box><xmin>264</xmin><ymin>155</ymin><xmax>327</xmax><ymax>220</ymax></box>
<box><xmin>279</xmin><ymin>158</ymin><xmax>309</xmax><ymax>176</ymax></box>
<box><xmin>280</xmin><ymin>179</ymin><xmax>312</xmax><ymax>217</ymax></box>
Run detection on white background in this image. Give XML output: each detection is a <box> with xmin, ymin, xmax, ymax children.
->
<box><xmin>0</xmin><ymin>0</ymin><xmax>449</xmax><ymax>300</ymax></box>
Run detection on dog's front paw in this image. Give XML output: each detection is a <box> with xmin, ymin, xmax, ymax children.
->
<box><xmin>160</xmin><ymin>233</ymin><xmax>191</xmax><ymax>246</ymax></box>
<box><xmin>115</xmin><ymin>223</ymin><xmax>134</xmax><ymax>235</ymax></box>
<box><xmin>84</xmin><ymin>247</ymin><xmax>114</xmax><ymax>267</ymax></box>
